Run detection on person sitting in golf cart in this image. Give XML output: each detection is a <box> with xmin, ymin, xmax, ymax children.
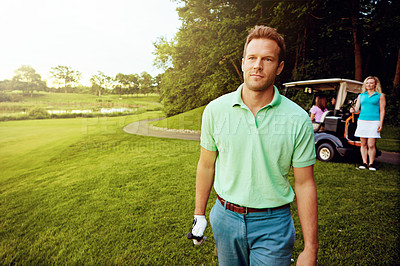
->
<box><xmin>310</xmin><ymin>94</ymin><xmax>328</xmax><ymax>122</ymax></box>
<box><xmin>330</xmin><ymin>96</ymin><xmax>336</xmax><ymax>109</ymax></box>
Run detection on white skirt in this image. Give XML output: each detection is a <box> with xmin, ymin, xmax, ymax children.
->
<box><xmin>354</xmin><ymin>120</ymin><xmax>381</xmax><ymax>138</ymax></box>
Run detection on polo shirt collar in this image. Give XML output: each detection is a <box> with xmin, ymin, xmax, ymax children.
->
<box><xmin>232</xmin><ymin>83</ymin><xmax>282</xmax><ymax>108</ymax></box>
<box><xmin>364</xmin><ymin>90</ymin><xmax>378</xmax><ymax>97</ymax></box>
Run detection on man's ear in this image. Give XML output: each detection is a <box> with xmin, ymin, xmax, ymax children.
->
<box><xmin>276</xmin><ymin>61</ymin><xmax>284</xmax><ymax>75</ymax></box>
<box><xmin>241</xmin><ymin>58</ymin><xmax>245</xmax><ymax>72</ymax></box>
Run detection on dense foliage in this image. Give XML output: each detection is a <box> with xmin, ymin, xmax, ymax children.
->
<box><xmin>154</xmin><ymin>0</ymin><xmax>400</xmax><ymax>117</ymax></box>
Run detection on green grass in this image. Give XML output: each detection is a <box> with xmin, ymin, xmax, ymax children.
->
<box><xmin>0</xmin><ymin>114</ymin><xmax>219</xmax><ymax>265</ymax></box>
<box><xmin>377</xmin><ymin>124</ymin><xmax>400</xmax><ymax>153</ymax></box>
<box><xmin>293</xmin><ymin>161</ymin><xmax>400</xmax><ymax>264</ymax></box>
<box><xmin>150</xmin><ymin>106</ymin><xmax>205</xmax><ymax>131</ymax></box>
<box><xmin>1</xmin><ymin>113</ymin><xmax>399</xmax><ymax>264</ymax></box>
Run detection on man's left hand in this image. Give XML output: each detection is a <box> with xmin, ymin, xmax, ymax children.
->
<box><xmin>191</xmin><ymin>215</ymin><xmax>207</xmax><ymax>245</ymax></box>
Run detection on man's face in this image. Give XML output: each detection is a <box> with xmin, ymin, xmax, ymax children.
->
<box><xmin>242</xmin><ymin>38</ymin><xmax>284</xmax><ymax>92</ymax></box>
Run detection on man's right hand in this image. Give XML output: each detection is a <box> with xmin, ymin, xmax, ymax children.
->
<box><xmin>191</xmin><ymin>215</ymin><xmax>207</xmax><ymax>245</ymax></box>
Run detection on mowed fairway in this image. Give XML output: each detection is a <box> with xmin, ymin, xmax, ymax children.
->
<box><xmin>0</xmin><ymin>113</ymin><xmax>217</xmax><ymax>264</ymax></box>
<box><xmin>0</xmin><ymin>112</ymin><xmax>399</xmax><ymax>264</ymax></box>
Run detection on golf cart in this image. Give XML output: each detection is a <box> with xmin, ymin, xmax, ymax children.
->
<box><xmin>283</xmin><ymin>78</ymin><xmax>381</xmax><ymax>162</ymax></box>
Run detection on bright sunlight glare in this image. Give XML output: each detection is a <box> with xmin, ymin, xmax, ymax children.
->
<box><xmin>0</xmin><ymin>0</ymin><xmax>181</xmax><ymax>86</ymax></box>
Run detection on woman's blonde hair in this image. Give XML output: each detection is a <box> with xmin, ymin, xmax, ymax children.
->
<box><xmin>361</xmin><ymin>76</ymin><xmax>382</xmax><ymax>93</ymax></box>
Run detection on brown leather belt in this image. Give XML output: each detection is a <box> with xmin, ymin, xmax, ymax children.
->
<box><xmin>217</xmin><ymin>195</ymin><xmax>289</xmax><ymax>215</ymax></box>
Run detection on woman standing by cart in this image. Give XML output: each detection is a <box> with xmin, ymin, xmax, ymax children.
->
<box><xmin>351</xmin><ymin>76</ymin><xmax>386</xmax><ymax>171</ymax></box>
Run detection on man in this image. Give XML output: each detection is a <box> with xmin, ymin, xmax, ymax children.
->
<box><xmin>191</xmin><ymin>25</ymin><xmax>318</xmax><ymax>265</ymax></box>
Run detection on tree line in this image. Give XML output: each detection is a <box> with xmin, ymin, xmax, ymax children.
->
<box><xmin>1</xmin><ymin>0</ymin><xmax>398</xmax><ymax>122</ymax></box>
<box><xmin>154</xmin><ymin>0</ymin><xmax>400</xmax><ymax>117</ymax></box>
<box><xmin>0</xmin><ymin>65</ymin><xmax>159</xmax><ymax>98</ymax></box>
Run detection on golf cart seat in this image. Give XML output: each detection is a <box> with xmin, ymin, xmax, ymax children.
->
<box><xmin>312</xmin><ymin>110</ymin><xmax>332</xmax><ymax>133</ymax></box>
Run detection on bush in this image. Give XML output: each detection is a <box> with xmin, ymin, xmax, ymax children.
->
<box><xmin>10</xmin><ymin>94</ymin><xmax>23</xmax><ymax>102</ymax></box>
<box><xmin>28</xmin><ymin>107</ymin><xmax>50</xmax><ymax>119</ymax></box>
<box><xmin>0</xmin><ymin>114</ymin><xmax>29</xmax><ymax>121</ymax></box>
<box><xmin>0</xmin><ymin>92</ymin><xmax>11</xmax><ymax>102</ymax></box>
<box><xmin>385</xmin><ymin>96</ymin><xmax>399</xmax><ymax>126</ymax></box>
<box><xmin>0</xmin><ymin>92</ymin><xmax>23</xmax><ymax>103</ymax></box>
<box><xmin>50</xmin><ymin>113</ymin><xmax>76</xmax><ymax>119</ymax></box>
<box><xmin>147</xmin><ymin>106</ymin><xmax>163</xmax><ymax>112</ymax></box>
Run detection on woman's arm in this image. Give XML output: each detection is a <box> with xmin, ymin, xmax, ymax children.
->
<box><xmin>350</xmin><ymin>95</ymin><xmax>361</xmax><ymax>113</ymax></box>
<box><xmin>310</xmin><ymin>113</ymin><xmax>316</xmax><ymax>122</ymax></box>
<box><xmin>309</xmin><ymin>106</ymin><xmax>317</xmax><ymax>121</ymax></box>
<box><xmin>377</xmin><ymin>93</ymin><xmax>386</xmax><ymax>133</ymax></box>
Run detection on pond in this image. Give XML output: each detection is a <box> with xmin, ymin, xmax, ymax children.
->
<box><xmin>100</xmin><ymin>108</ymin><xmax>135</xmax><ymax>113</ymax></box>
<box><xmin>47</xmin><ymin>108</ymin><xmax>135</xmax><ymax>114</ymax></box>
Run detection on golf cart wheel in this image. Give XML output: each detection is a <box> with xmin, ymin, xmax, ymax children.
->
<box><xmin>317</xmin><ymin>143</ymin><xmax>336</xmax><ymax>162</ymax></box>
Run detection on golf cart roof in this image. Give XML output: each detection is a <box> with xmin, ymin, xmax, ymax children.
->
<box><xmin>283</xmin><ymin>78</ymin><xmax>364</xmax><ymax>110</ymax></box>
<box><xmin>283</xmin><ymin>78</ymin><xmax>363</xmax><ymax>93</ymax></box>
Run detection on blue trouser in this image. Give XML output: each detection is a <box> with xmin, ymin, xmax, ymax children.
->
<box><xmin>210</xmin><ymin>199</ymin><xmax>295</xmax><ymax>266</ymax></box>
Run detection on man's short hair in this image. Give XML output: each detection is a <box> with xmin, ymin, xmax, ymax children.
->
<box><xmin>243</xmin><ymin>25</ymin><xmax>286</xmax><ymax>63</ymax></box>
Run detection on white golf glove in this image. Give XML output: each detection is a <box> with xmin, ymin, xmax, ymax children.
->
<box><xmin>191</xmin><ymin>215</ymin><xmax>207</xmax><ymax>245</ymax></box>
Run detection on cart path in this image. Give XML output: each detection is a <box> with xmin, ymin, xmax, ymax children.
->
<box><xmin>123</xmin><ymin>119</ymin><xmax>399</xmax><ymax>165</ymax></box>
<box><xmin>375</xmin><ymin>151</ymin><xmax>400</xmax><ymax>165</ymax></box>
<box><xmin>123</xmin><ymin>118</ymin><xmax>200</xmax><ymax>141</ymax></box>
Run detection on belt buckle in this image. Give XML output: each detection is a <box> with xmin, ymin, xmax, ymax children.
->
<box><xmin>244</xmin><ymin>207</ymin><xmax>248</xmax><ymax>215</ymax></box>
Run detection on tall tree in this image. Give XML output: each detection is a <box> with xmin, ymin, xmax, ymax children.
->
<box><xmin>12</xmin><ymin>65</ymin><xmax>46</xmax><ymax>97</ymax></box>
<box><xmin>350</xmin><ymin>0</ymin><xmax>363</xmax><ymax>81</ymax></box>
<box><xmin>153</xmin><ymin>74</ymin><xmax>162</xmax><ymax>95</ymax></box>
<box><xmin>359</xmin><ymin>0</ymin><xmax>400</xmax><ymax>96</ymax></box>
<box><xmin>394</xmin><ymin>49</ymin><xmax>400</xmax><ymax>96</ymax></box>
<box><xmin>140</xmin><ymin>72</ymin><xmax>154</xmax><ymax>95</ymax></box>
<box><xmin>270</xmin><ymin>0</ymin><xmax>320</xmax><ymax>81</ymax></box>
<box><xmin>156</xmin><ymin>0</ymin><xmax>399</xmax><ymax>115</ymax></box>
<box><xmin>154</xmin><ymin>0</ymin><xmax>275</xmax><ymax>116</ymax></box>
<box><xmin>115</xmin><ymin>73</ymin><xmax>140</xmax><ymax>96</ymax></box>
<box><xmin>90</xmin><ymin>71</ymin><xmax>112</xmax><ymax>97</ymax></box>
<box><xmin>49</xmin><ymin>65</ymin><xmax>81</xmax><ymax>93</ymax></box>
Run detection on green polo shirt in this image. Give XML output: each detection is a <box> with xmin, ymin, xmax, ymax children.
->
<box><xmin>201</xmin><ymin>84</ymin><xmax>316</xmax><ymax>208</ymax></box>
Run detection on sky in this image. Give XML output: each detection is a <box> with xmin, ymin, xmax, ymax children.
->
<box><xmin>0</xmin><ymin>0</ymin><xmax>181</xmax><ymax>86</ymax></box>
